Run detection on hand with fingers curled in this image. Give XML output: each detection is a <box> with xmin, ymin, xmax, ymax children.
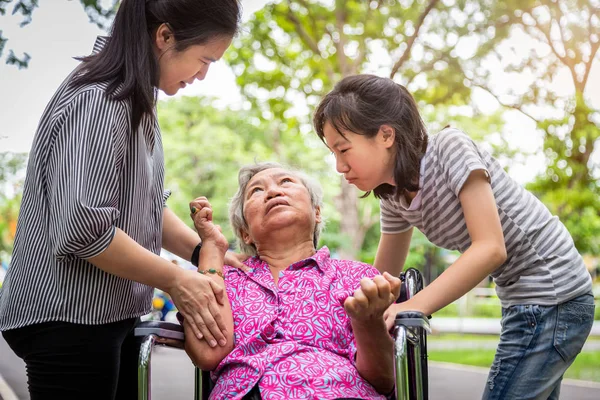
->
<box><xmin>344</xmin><ymin>272</ymin><xmax>402</xmax><ymax>326</ymax></box>
<box><xmin>189</xmin><ymin>196</ymin><xmax>229</xmax><ymax>253</ymax></box>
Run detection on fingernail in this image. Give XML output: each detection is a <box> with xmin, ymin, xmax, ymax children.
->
<box><xmin>209</xmin><ymin>340</ymin><xmax>217</xmax><ymax>347</ymax></box>
<box><xmin>197</xmin><ymin>333</ymin><xmax>203</xmax><ymax>340</ymax></box>
<box><xmin>219</xmin><ymin>339</ymin><xmax>226</xmax><ymax>346</ymax></box>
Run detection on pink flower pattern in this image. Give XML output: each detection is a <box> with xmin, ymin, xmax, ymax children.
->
<box><xmin>209</xmin><ymin>247</ymin><xmax>388</xmax><ymax>400</ymax></box>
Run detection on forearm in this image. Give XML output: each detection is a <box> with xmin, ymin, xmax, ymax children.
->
<box><xmin>184</xmin><ymin>242</ymin><xmax>234</xmax><ymax>369</ymax></box>
<box><xmin>88</xmin><ymin>228</ymin><xmax>180</xmax><ymax>292</ymax></box>
<box><xmin>374</xmin><ymin>230</ymin><xmax>412</xmax><ymax>276</ymax></box>
<box><xmin>410</xmin><ymin>241</ymin><xmax>506</xmax><ymax>315</ymax></box>
<box><xmin>162</xmin><ymin>207</ymin><xmax>201</xmax><ymax>261</ymax></box>
<box><xmin>197</xmin><ymin>241</ymin><xmax>227</xmax><ymax>273</ymax></box>
<box><xmin>352</xmin><ymin>318</ymin><xmax>395</xmax><ymax>394</ymax></box>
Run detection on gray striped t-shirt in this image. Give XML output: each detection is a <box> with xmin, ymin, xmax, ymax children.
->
<box><xmin>380</xmin><ymin>128</ymin><xmax>592</xmax><ymax>307</ymax></box>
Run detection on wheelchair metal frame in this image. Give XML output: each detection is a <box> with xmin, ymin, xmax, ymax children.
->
<box><xmin>136</xmin><ymin>267</ymin><xmax>430</xmax><ymax>400</ymax></box>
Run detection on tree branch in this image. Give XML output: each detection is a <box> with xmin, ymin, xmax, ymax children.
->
<box><xmin>526</xmin><ymin>9</ymin><xmax>578</xmax><ymax>88</ymax></box>
<box><xmin>354</xmin><ymin>1</ymin><xmax>379</xmax><ymax>71</ymax></box>
<box><xmin>472</xmin><ymin>82</ymin><xmax>539</xmax><ymax>124</ymax></box>
<box><xmin>293</xmin><ymin>0</ymin><xmax>320</xmax><ymax>47</ymax></box>
<box><xmin>279</xmin><ymin>6</ymin><xmax>336</xmax><ymax>82</ymax></box>
<box><xmin>333</xmin><ymin>0</ymin><xmax>349</xmax><ymax>76</ymax></box>
<box><xmin>582</xmin><ymin>10</ymin><xmax>600</xmax><ymax>89</ymax></box>
<box><xmin>390</xmin><ymin>0</ymin><xmax>440</xmax><ymax>78</ymax></box>
<box><xmin>283</xmin><ymin>7</ymin><xmax>321</xmax><ymax>55</ymax></box>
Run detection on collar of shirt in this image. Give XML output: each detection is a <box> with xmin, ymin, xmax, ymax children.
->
<box><xmin>241</xmin><ymin>246</ymin><xmax>332</xmax><ymax>273</ymax></box>
<box><xmin>226</xmin><ymin>246</ymin><xmax>335</xmax><ymax>292</ymax></box>
<box><xmin>92</xmin><ymin>36</ymin><xmax>109</xmax><ymax>54</ymax></box>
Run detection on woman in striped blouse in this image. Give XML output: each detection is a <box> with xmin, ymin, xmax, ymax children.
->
<box><xmin>0</xmin><ymin>0</ymin><xmax>242</xmax><ymax>398</ymax></box>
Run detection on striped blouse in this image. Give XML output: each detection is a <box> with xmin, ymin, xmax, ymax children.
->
<box><xmin>380</xmin><ymin>128</ymin><xmax>592</xmax><ymax>307</ymax></box>
<box><xmin>0</xmin><ymin>37</ymin><xmax>169</xmax><ymax>330</ymax></box>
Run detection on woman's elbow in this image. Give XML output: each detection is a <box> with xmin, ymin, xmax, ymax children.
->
<box><xmin>369</xmin><ymin>374</ymin><xmax>395</xmax><ymax>396</ymax></box>
<box><xmin>489</xmin><ymin>243</ymin><xmax>507</xmax><ymax>268</ymax></box>
<box><xmin>185</xmin><ymin>341</ymin><xmax>232</xmax><ymax>371</ymax></box>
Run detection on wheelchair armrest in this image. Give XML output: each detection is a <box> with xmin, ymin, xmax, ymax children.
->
<box><xmin>395</xmin><ymin>311</ymin><xmax>431</xmax><ymax>334</ymax></box>
<box><xmin>134</xmin><ymin>321</ymin><xmax>185</xmax><ymax>341</ymax></box>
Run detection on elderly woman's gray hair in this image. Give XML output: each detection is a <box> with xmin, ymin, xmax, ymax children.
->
<box><xmin>229</xmin><ymin>162</ymin><xmax>324</xmax><ymax>256</ymax></box>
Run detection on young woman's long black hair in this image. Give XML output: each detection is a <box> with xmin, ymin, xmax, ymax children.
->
<box><xmin>71</xmin><ymin>0</ymin><xmax>240</xmax><ymax>130</ymax></box>
<box><xmin>314</xmin><ymin>74</ymin><xmax>429</xmax><ymax>200</ymax></box>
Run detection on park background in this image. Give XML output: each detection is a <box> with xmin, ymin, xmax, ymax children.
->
<box><xmin>0</xmin><ymin>0</ymin><xmax>599</xmax><ymax>398</ymax></box>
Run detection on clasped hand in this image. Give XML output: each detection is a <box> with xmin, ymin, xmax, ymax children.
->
<box><xmin>344</xmin><ymin>272</ymin><xmax>401</xmax><ymax>326</ymax></box>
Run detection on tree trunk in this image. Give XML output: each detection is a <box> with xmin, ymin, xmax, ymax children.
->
<box><xmin>335</xmin><ymin>177</ymin><xmax>360</xmax><ymax>260</ymax></box>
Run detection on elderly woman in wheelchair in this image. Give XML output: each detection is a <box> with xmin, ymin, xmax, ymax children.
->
<box><xmin>179</xmin><ymin>162</ymin><xmax>401</xmax><ymax>400</ymax></box>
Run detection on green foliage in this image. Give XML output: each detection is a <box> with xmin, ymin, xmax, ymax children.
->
<box><xmin>0</xmin><ymin>0</ymin><xmax>117</xmax><ymax>67</ymax></box>
<box><xmin>5</xmin><ymin>0</ymin><xmax>599</xmax><ymax>264</ymax></box>
<box><xmin>463</xmin><ymin>2</ymin><xmax>600</xmax><ymax>254</ymax></box>
<box><xmin>0</xmin><ymin>152</ymin><xmax>27</xmax><ymax>259</ymax></box>
<box><xmin>226</xmin><ymin>0</ymin><xmax>517</xmax><ymax>260</ymax></box>
<box><xmin>158</xmin><ymin>96</ymin><xmax>335</xmax><ymax>249</ymax></box>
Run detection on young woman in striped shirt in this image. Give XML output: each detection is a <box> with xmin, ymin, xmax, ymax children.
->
<box><xmin>0</xmin><ymin>0</ymin><xmax>242</xmax><ymax>398</ymax></box>
<box><xmin>314</xmin><ymin>74</ymin><xmax>595</xmax><ymax>400</ymax></box>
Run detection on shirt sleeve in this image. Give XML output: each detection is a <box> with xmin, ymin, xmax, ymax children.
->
<box><xmin>162</xmin><ymin>189</ymin><xmax>172</xmax><ymax>207</ymax></box>
<box><xmin>436</xmin><ymin>128</ymin><xmax>490</xmax><ymax>197</ymax></box>
<box><xmin>380</xmin><ymin>197</ymin><xmax>412</xmax><ymax>234</ymax></box>
<box><xmin>48</xmin><ymin>89</ymin><xmax>128</xmax><ymax>261</ymax></box>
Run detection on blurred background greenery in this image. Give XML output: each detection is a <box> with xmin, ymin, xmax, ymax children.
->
<box><xmin>1</xmin><ymin>0</ymin><xmax>599</xmax><ymax>382</ymax></box>
<box><xmin>2</xmin><ymin>0</ymin><xmax>599</xmax><ymax>280</ymax></box>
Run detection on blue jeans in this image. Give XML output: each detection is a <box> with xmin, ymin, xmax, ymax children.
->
<box><xmin>482</xmin><ymin>291</ymin><xmax>595</xmax><ymax>400</ymax></box>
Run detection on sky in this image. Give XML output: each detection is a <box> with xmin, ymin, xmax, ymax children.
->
<box><xmin>0</xmin><ymin>1</ymin><xmax>598</xmax><ymax>185</ymax></box>
<box><xmin>0</xmin><ymin>0</ymin><xmax>266</xmax><ymax>152</ymax></box>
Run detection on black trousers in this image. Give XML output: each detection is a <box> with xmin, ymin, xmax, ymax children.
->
<box><xmin>2</xmin><ymin>318</ymin><xmax>139</xmax><ymax>400</ymax></box>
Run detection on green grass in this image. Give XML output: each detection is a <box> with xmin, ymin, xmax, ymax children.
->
<box><xmin>428</xmin><ymin>333</ymin><xmax>600</xmax><ymax>342</ymax></box>
<box><xmin>432</xmin><ymin>288</ymin><xmax>599</xmax><ymax>320</ymax></box>
<box><xmin>429</xmin><ymin>349</ymin><xmax>495</xmax><ymax>368</ymax></box>
<box><xmin>428</xmin><ymin>333</ymin><xmax>499</xmax><ymax>342</ymax></box>
<box><xmin>428</xmin><ymin>349</ymin><xmax>600</xmax><ymax>382</ymax></box>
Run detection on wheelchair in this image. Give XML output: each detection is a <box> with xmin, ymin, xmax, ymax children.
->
<box><xmin>136</xmin><ymin>268</ymin><xmax>431</xmax><ymax>400</ymax></box>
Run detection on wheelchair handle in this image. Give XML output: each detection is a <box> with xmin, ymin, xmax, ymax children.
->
<box><xmin>394</xmin><ymin>311</ymin><xmax>432</xmax><ymax>334</ymax></box>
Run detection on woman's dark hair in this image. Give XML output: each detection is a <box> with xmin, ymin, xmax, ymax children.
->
<box><xmin>71</xmin><ymin>0</ymin><xmax>241</xmax><ymax>130</ymax></box>
<box><xmin>313</xmin><ymin>74</ymin><xmax>428</xmax><ymax>200</ymax></box>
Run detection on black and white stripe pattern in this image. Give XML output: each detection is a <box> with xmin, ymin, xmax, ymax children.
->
<box><xmin>380</xmin><ymin>128</ymin><xmax>592</xmax><ymax>307</ymax></box>
<box><xmin>0</xmin><ymin>37</ymin><xmax>170</xmax><ymax>329</ymax></box>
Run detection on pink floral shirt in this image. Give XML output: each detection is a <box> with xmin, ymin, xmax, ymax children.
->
<box><xmin>209</xmin><ymin>247</ymin><xmax>387</xmax><ymax>400</ymax></box>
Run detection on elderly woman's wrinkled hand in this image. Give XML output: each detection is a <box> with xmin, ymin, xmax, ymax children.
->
<box><xmin>189</xmin><ymin>197</ymin><xmax>228</xmax><ymax>251</ymax></box>
<box><xmin>344</xmin><ymin>272</ymin><xmax>401</xmax><ymax>324</ymax></box>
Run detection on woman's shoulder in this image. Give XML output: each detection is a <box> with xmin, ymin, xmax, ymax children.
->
<box><xmin>42</xmin><ymin>67</ymin><xmax>129</xmax><ymax>125</ymax></box>
<box><xmin>66</xmin><ymin>74</ymin><xmax>129</xmax><ymax>111</ymax></box>
<box><xmin>430</xmin><ymin>126</ymin><xmax>471</xmax><ymax>147</ymax></box>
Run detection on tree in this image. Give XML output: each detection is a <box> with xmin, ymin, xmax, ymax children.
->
<box><xmin>464</xmin><ymin>0</ymin><xmax>600</xmax><ymax>254</ymax></box>
<box><xmin>0</xmin><ymin>152</ymin><xmax>27</xmax><ymax>258</ymax></box>
<box><xmin>0</xmin><ymin>0</ymin><xmax>117</xmax><ymax>68</ymax></box>
<box><xmin>158</xmin><ymin>96</ymin><xmax>336</xmax><ymax>248</ymax></box>
<box><xmin>226</xmin><ymin>0</ymin><xmax>514</xmax><ymax>259</ymax></box>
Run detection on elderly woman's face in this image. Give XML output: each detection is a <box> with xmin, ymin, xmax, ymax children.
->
<box><xmin>241</xmin><ymin>168</ymin><xmax>320</xmax><ymax>246</ymax></box>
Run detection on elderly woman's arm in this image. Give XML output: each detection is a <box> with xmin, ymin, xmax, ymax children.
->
<box><xmin>352</xmin><ymin>317</ymin><xmax>395</xmax><ymax>393</ymax></box>
<box><xmin>182</xmin><ymin>241</ymin><xmax>235</xmax><ymax>370</ymax></box>
<box><xmin>344</xmin><ymin>273</ymin><xmax>401</xmax><ymax>394</ymax></box>
<box><xmin>182</xmin><ymin>198</ymin><xmax>235</xmax><ymax>370</ymax></box>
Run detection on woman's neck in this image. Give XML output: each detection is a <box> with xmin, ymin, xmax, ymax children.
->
<box><xmin>256</xmin><ymin>239</ymin><xmax>316</xmax><ymax>273</ymax></box>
